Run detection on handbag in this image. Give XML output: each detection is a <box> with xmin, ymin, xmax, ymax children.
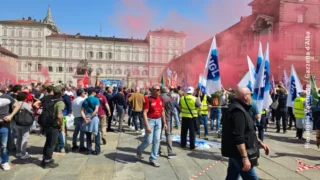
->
<box><xmin>15</xmin><ymin>102</ymin><xmax>34</xmax><ymax>126</ymax></box>
<box><xmin>270</xmin><ymin>99</ymin><xmax>279</xmax><ymax>110</ymax></box>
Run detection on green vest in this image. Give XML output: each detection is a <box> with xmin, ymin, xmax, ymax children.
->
<box><xmin>293</xmin><ymin>96</ymin><xmax>306</xmax><ymax>119</ymax></box>
<box><xmin>200</xmin><ymin>95</ymin><xmax>208</xmax><ymax>115</ymax></box>
<box><xmin>181</xmin><ymin>94</ymin><xmax>198</xmax><ymax>118</ymax></box>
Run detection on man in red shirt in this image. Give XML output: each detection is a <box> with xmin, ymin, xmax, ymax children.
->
<box><xmin>95</xmin><ymin>89</ymin><xmax>110</xmax><ymax>145</ymax></box>
<box><xmin>136</xmin><ymin>84</ymin><xmax>167</xmax><ymax>167</ymax></box>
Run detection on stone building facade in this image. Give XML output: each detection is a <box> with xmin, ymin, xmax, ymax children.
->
<box><xmin>0</xmin><ymin>6</ymin><xmax>186</xmax><ymax>87</ymax></box>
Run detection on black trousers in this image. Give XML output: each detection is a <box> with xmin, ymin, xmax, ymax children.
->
<box><xmin>107</xmin><ymin>107</ymin><xmax>114</xmax><ymax>130</ymax></box>
<box><xmin>181</xmin><ymin>117</ymin><xmax>195</xmax><ymax>149</ymax></box>
<box><xmin>43</xmin><ymin>127</ymin><xmax>60</xmax><ymax>160</ymax></box>
<box><xmin>131</xmin><ymin>111</ymin><xmax>144</xmax><ymax>130</ymax></box>
<box><xmin>287</xmin><ymin>107</ymin><xmax>296</xmax><ymax>128</ymax></box>
<box><xmin>276</xmin><ymin>111</ymin><xmax>287</xmax><ymax>132</ymax></box>
<box><xmin>271</xmin><ymin>109</ymin><xmax>276</xmax><ymax>122</ymax></box>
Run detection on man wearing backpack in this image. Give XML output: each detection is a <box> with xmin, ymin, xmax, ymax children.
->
<box><xmin>158</xmin><ymin>86</ymin><xmax>177</xmax><ymax>159</ymax></box>
<box><xmin>40</xmin><ymin>85</ymin><xmax>65</xmax><ymax>169</ymax></box>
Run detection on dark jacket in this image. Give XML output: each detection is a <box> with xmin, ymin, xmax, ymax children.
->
<box><xmin>160</xmin><ymin>93</ymin><xmax>174</xmax><ymax>118</ymax></box>
<box><xmin>112</xmin><ymin>92</ymin><xmax>127</xmax><ymax>109</ymax></box>
<box><xmin>221</xmin><ymin>99</ymin><xmax>259</xmax><ymax>159</ymax></box>
<box><xmin>62</xmin><ymin>94</ymin><xmax>72</xmax><ymax>115</ymax></box>
<box><xmin>276</xmin><ymin>94</ymin><xmax>287</xmax><ymax>112</ymax></box>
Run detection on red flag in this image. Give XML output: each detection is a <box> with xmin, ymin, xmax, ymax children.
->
<box><xmin>41</xmin><ymin>65</ymin><xmax>49</xmax><ymax>78</ymax></box>
<box><xmin>83</xmin><ymin>71</ymin><xmax>89</xmax><ymax>88</ymax></box>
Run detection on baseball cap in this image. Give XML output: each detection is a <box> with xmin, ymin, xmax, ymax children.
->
<box><xmin>187</xmin><ymin>87</ymin><xmax>194</xmax><ymax>94</ymax></box>
<box><xmin>53</xmin><ymin>85</ymin><xmax>63</xmax><ymax>94</ymax></box>
<box><xmin>87</xmin><ymin>87</ymin><xmax>97</xmax><ymax>95</ymax></box>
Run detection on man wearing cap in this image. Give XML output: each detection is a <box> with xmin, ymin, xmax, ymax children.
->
<box><xmin>293</xmin><ymin>91</ymin><xmax>307</xmax><ymax>140</ymax></box>
<box><xmin>195</xmin><ymin>87</ymin><xmax>211</xmax><ymax>140</ymax></box>
<box><xmin>179</xmin><ymin>87</ymin><xmax>201</xmax><ymax>150</ymax></box>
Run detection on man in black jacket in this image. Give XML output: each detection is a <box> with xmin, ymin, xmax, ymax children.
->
<box><xmin>222</xmin><ymin>87</ymin><xmax>269</xmax><ymax>180</ymax></box>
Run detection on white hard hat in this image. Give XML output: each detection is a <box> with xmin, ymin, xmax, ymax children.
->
<box><xmin>187</xmin><ymin>87</ymin><xmax>194</xmax><ymax>94</ymax></box>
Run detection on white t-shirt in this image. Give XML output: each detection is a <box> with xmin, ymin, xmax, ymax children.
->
<box><xmin>72</xmin><ymin>96</ymin><xmax>86</xmax><ymax>118</ymax></box>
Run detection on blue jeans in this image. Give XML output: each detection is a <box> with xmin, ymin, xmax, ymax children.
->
<box><xmin>86</xmin><ymin>131</ymin><xmax>100</xmax><ymax>153</ymax></box>
<box><xmin>199</xmin><ymin>114</ymin><xmax>209</xmax><ymax>136</ymax></box>
<box><xmin>226</xmin><ymin>158</ymin><xmax>258</xmax><ymax>180</ymax></box>
<box><xmin>210</xmin><ymin>108</ymin><xmax>221</xmax><ymax>131</ymax></box>
<box><xmin>137</xmin><ymin>118</ymin><xmax>161</xmax><ymax>162</ymax></box>
<box><xmin>72</xmin><ymin>117</ymin><xmax>85</xmax><ymax>148</ymax></box>
<box><xmin>58</xmin><ymin>131</ymin><xmax>65</xmax><ymax>150</ymax></box>
<box><xmin>132</xmin><ymin>111</ymin><xmax>144</xmax><ymax>131</ymax></box>
<box><xmin>0</xmin><ymin>127</ymin><xmax>9</xmax><ymax>164</ymax></box>
<box><xmin>172</xmin><ymin>108</ymin><xmax>180</xmax><ymax>129</ymax></box>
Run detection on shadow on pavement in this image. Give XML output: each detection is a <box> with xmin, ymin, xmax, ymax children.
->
<box><xmin>116</xmin><ymin>147</ymin><xmax>149</xmax><ymax>155</ymax></box>
<box><xmin>11</xmin><ymin>157</ymin><xmax>43</xmax><ymax>167</ymax></box>
<box><xmin>27</xmin><ymin>146</ymin><xmax>43</xmax><ymax>155</ymax></box>
<box><xmin>186</xmin><ymin>149</ymin><xmax>227</xmax><ymax>162</ymax></box>
<box><xmin>264</xmin><ymin>133</ymin><xmax>316</xmax><ymax>145</ymax></box>
<box><xmin>271</xmin><ymin>152</ymin><xmax>320</xmax><ymax>161</ymax></box>
<box><xmin>104</xmin><ymin>152</ymin><xmax>138</xmax><ymax>164</ymax></box>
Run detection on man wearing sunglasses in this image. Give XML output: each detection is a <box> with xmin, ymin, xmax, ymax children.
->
<box><xmin>137</xmin><ymin>84</ymin><xmax>166</xmax><ymax>167</ymax></box>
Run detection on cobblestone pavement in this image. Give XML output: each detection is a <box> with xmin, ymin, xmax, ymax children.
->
<box><xmin>1</xmin><ymin>122</ymin><xmax>320</xmax><ymax>180</ymax></box>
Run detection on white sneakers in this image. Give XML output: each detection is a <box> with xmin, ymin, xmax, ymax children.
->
<box><xmin>20</xmin><ymin>153</ymin><xmax>31</xmax><ymax>160</ymax></box>
<box><xmin>130</xmin><ymin>126</ymin><xmax>135</xmax><ymax>130</ymax></box>
<box><xmin>1</xmin><ymin>163</ymin><xmax>10</xmax><ymax>171</ymax></box>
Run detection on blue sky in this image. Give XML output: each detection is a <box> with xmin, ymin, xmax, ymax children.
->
<box><xmin>0</xmin><ymin>0</ymin><xmax>252</xmax><ymax>49</ymax></box>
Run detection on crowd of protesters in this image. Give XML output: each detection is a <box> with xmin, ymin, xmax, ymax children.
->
<box><xmin>0</xmin><ymin>81</ymin><xmax>319</xmax><ymax>180</ymax></box>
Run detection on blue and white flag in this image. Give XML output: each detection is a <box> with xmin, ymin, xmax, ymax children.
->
<box><xmin>286</xmin><ymin>65</ymin><xmax>303</xmax><ymax>107</ymax></box>
<box><xmin>252</xmin><ymin>57</ymin><xmax>266</xmax><ymax>121</ymax></box>
<box><xmin>198</xmin><ymin>75</ymin><xmax>207</xmax><ymax>94</ymax></box>
<box><xmin>255</xmin><ymin>42</ymin><xmax>263</xmax><ymax>75</ymax></box>
<box><xmin>283</xmin><ymin>69</ymin><xmax>289</xmax><ymax>88</ymax></box>
<box><xmin>262</xmin><ymin>43</ymin><xmax>272</xmax><ymax>109</ymax></box>
<box><xmin>206</xmin><ymin>36</ymin><xmax>221</xmax><ymax>95</ymax></box>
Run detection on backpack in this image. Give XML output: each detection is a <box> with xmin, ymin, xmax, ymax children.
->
<box><xmin>38</xmin><ymin>97</ymin><xmax>60</xmax><ymax>128</ymax></box>
<box><xmin>15</xmin><ymin>103</ymin><xmax>34</xmax><ymax>126</ymax></box>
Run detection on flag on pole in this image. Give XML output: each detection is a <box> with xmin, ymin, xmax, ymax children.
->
<box><xmin>166</xmin><ymin>68</ymin><xmax>172</xmax><ymax>86</ymax></box>
<box><xmin>286</xmin><ymin>65</ymin><xmax>303</xmax><ymax>107</ymax></box>
<box><xmin>262</xmin><ymin>43</ymin><xmax>272</xmax><ymax>109</ymax></box>
<box><xmin>283</xmin><ymin>69</ymin><xmax>289</xmax><ymax>88</ymax></box>
<box><xmin>238</xmin><ymin>71</ymin><xmax>251</xmax><ymax>90</ymax></box>
<box><xmin>206</xmin><ymin>36</ymin><xmax>221</xmax><ymax>95</ymax></box>
<box><xmin>198</xmin><ymin>75</ymin><xmax>207</xmax><ymax>94</ymax></box>
<box><xmin>311</xmin><ymin>75</ymin><xmax>318</xmax><ymax>105</ymax></box>
<box><xmin>83</xmin><ymin>71</ymin><xmax>89</xmax><ymax>88</ymax></box>
<box><xmin>252</xmin><ymin>57</ymin><xmax>266</xmax><ymax>121</ymax></box>
<box><xmin>271</xmin><ymin>75</ymin><xmax>275</xmax><ymax>93</ymax></box>
<box><xmin>160</xmin><ymin>75</ymin><xmax>165</xmax><ymax>86</ymax></box>
<box><xmin>255</xmin><ymin>42</ymin><xmax>263</xmax><ymax>75</ymax></box>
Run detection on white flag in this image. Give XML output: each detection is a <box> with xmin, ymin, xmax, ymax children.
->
<box><xmin>286</xmin><ymin>65</ymin><xmax>303</xmax><ymax>107</ymax></box>
<box><xmin>206</xmin><ymin>36</ymin><xmax>221</xmax><ymax>95</ymax></box>
<box><xmin>262</xmin><ymin>43</ymin><xmax>272</xmax><ymax>109</ymax></box>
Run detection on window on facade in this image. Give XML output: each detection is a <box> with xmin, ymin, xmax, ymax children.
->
<box><xmin>59</xmin><ymin>49</ymin><xmax>63</xmax><ymax>57</ymax></box>
<box><xmin>27</xmin><ymin>40</ymin><xmax>31</xmax><ymax>46</ymax></box>
<box><xmin>99</xmin><ymin>52</ymin><xmax>103</xmax><ymax>59</ymax></box>
<box><xmin>58</xmin><ymin>66</ymin><xmax>63</xmax><ymax>73</ymax></box>
<box><xmin>38</xmin><ymin>31</ymin><xmax>41</xmax><ymax>37</ymax></box>
<box><xmin>18</xmin><ymin>47</ymin><xmax>22</xmax><ymax>55</ymax></box>
<box><xmin>48</xmin><ymin>66</ymin><xmax>53</xmax><ymax>72</ymax></box>
<box><xmin>298</xmin><ymin>14</ymin><xmax>304</xmax><ymax>23</ymax></box>
<box><xmin>151</xmin><ymin>67</ymin><xmax>155</xmax><ymax>76</ymax></box>
<box><xmin>38</xmin><ymin>48</ymin><xmax>41</xmax><ymax>56</ymax></box>
<box><xmin>19</xmin><ymin>30</ymin><xmax>22</xmax><ymax>37</ymax></box>
<box><xmin>96</xmin><ymin>68</ymin><xmax>103</xmax><ymax>74</ymax></box>
<box><xmin>69</xmin><ymin>50</ymin><xmax>72</xmax><ymax>58</ymax></box>
<box><xmin>88</xmin><ymin>51</ymin><xmax>94</xmax><ymax>58</ymax></box>
<box><xmin>2</xmin><ymin>39</ymin><xmax>7</xmax><ymax>45</ymax></box>
<box><xmin>115</xmin><ymin>69</ymin><xmax>122</xmax><ymax>75</ymax></box>
<box><xmin>68</xmin><ymin>67</ymin><xmax>73</xmax><ymax>73</ymax></box>
<box><xmin>295</xmin><ymin>34</ymin><xmax>304</xmax><ymax>49</ymax></box>
<box><xmin>106</xmin><ymin>68</ymin><xmax>112</xmax><ymax>74</ymax></box>
<box><xmin>28</xmin><ymin>48</ymin><xmax>31</xmax><ymax>56</ymax></box>
<box><xmin>28</xmin><ymin>31</ymin><xmax>32</xmax><ymax>37</ymax></box>
<box><xmin>11</xmin><ymin>30</ymin><xmax>14</xmax><ymax>37</ymax></box>
<box><xmin>3</xmin><ymin>29</ymin><xmax>7</xmax><ymax>36</ymax></box>
<box><xmin>108</xmin><ymin>52</ymin><xmax>112</xmax><ymax>59</ymax></box>
<box><xmin>79</xmin><ymin>51</ymin><xmax>82</xmax><ymax>58</ymax></box>
<box><xmin>142</xmin><ymin>70</ymin><xmax>148</xmax><ymax>76</ymax></box>
<box><xmin>48</xmin><ymin>49</ymin><xmax>52</xmax><ymax>57</ymax></box>
<box><xmin>37</xmin><ymin>63</ymin><xmax>42</xmax><ymax>72</ymax></box>
<box><xmin>18</xmin><ymin>62</ymin><xmax>22</xmax><ymax>71</ymax></box>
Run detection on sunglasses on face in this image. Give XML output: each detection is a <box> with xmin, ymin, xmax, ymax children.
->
<box><xmin>153</xmin><ymin>89</ymin><xmax>160</xmax><ymax>91</ymax></box>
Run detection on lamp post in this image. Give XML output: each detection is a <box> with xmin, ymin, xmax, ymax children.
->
<box><xmin>127</xmin><ymin>71</ymin><xmax>131</xmax><ymax>88</ymax></box>
<box><xmin>28</xmin><ymin>62</ymin><xmax>32</xmax><ymax>81</ymax></box>
<box><xmin>95</xmin><ymin>69</ymin><xmax>100</xmax><ymax>87</ymax></box>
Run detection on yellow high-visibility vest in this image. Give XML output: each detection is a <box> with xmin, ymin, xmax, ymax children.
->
<box><xmin>262</xmin><ymin>109</ymin><xmax>266</xmax><ymax>115</ymax></box>
<box><xmin>293</xmin><ymin>96</ymin><xmax>306</xmax><ymax>119</ymax></box>
<box><xmin>181</xmin><ymin>94</ymin><xmax>198</xmax><ymax>118</ymax></box>
<box><xmin>200</xmin><ymin>95</ymin><xmax>208</xmax><ymax>115</ymax></box>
